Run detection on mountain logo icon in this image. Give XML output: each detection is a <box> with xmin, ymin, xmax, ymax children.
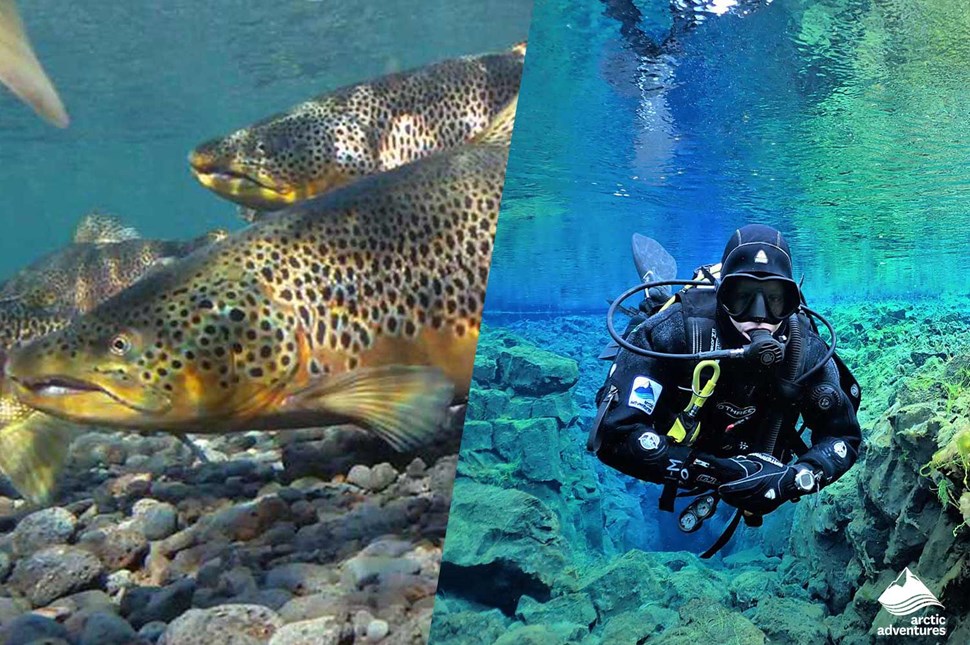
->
<box><xmin>877</xmin><ymin>568</ymin><xmax>944</xmax><ymax>616</ymax></box>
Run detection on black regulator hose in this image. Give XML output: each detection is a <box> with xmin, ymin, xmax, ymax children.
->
<box><xmin>607</xmin><ymin>281</ymin><xmax>839</xmax><ymax>375</ymax></box>
<box><xmin>607</xmin><ymin>280</ymin><xmax>745</xmax><ymax>361</ymax></box>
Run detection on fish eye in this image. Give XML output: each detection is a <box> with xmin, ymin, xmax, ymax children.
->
<box><xmin>110</xmin><ymin>334</ymin><xmax>132</xmax><ymax>356</ymax></box>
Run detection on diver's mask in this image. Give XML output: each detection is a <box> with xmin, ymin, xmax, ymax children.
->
<box><xmin>717</xmin><ymin>274</ymin><xmax>800</xmax><ymax>325</ymax></box>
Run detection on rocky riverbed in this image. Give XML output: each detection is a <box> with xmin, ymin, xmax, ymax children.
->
<box><xmin>0</xmin><ymin>409</ymin><xmax>465</xmax><ymax>645</ymax></box>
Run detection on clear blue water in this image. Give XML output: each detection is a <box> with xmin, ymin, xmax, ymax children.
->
<box><xmin>489</xmin><ymin>0</ymin><xmax>970</xmax><ymax>312</ymax></box>
<box><xmin>0</xmin><ymin>0</ymin><xmax>532</xmax><ymax>276</ymax></box>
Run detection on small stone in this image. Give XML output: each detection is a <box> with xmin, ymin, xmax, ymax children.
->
<box><xmin>346</xmin><ymin>465</ymin><xmax>372</xmax><ymax>489</ymax></box>
<box><xmin>269</xmin><ymin>616</ymin><xmax>340</xmax><ymax>645</ymax></box>
<box><xmin>277</xmin><ymin>591</ymin><xmax>347</xmax><ymax>624</ymax></box>
<box><xmin>405</xmin><ymin>458</ymin><xmax>427</xmax><ymax>478</ymax></box>
<box><xmin>128</xmin><ymin>578</ymin><xmax>196</xmax><ymax>628</ymax></box>
<box><xmin>0</xmin><ymin>596</ymin><xmax>26</xmax><ymax>625</ymax></box>
<box><xmin>0</xmin><ymin>613</ymin><xmax>69</xmax><ymax>645</ymax></box>
<box><xmin>9</xmin><ymin>546</ymin><xmax>103</xmax><ymax>607</ymax></box>
<box><xmin>132</xmin><ymin>499</ymin><xmax>179</xmax><ymax>541</ymax></box>
<box><xmin>0</xmin><ymin>551</ymin><xmax>10</xmax><ymax>581</ymax></box>
<box><xmin>367</xmin><ymin>619</ymin><xmax>390</xmax><ymax>641</ymax></box>
<box><xmin>79</xmin><ymin>526</ymin><xmax>148</xmax><ymax>571</ymax></box>
<box><xmin>368</xmin><ymin>463</ymin><xmax>397</xmax><ymax>492</ymax></box>
<box><xmin>159</xmin><ymin>604</ymin><xmax>282</xmax><ymax>644</ymax></box>
<box><xmin>265</xmin><ymin>563</ymin><xmax>337</xmax><ymax>596</ymax></box>
<box><xmin>138</xmin><ymin>621</ymin><xmax>167</xmax><ymax>643</ymax></box>
<box><xmin>78</xmin><ymin>611</ymin><xmax>137</xmax><ymax>645</ymax></box>
<box><xmin>10</xmin><ymin>507</ymin><xmax>77</xmax><ymax>556</ymax></box>
<box><xmin>342</xmin><ymin>555</ymin><xmax>420</xmax><ymax>588</ymax></box>
<box><xmin>105</xmin><ymin>570</ymin><xmax>135</xmax><ymax>596</ymax></box>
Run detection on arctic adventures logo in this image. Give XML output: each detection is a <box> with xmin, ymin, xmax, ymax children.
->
<box><xmin>875</xmin><ymin>568</ymin><xmax>947</xmax><ymax>638</ymax></box>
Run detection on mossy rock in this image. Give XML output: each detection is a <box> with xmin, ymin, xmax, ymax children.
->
<box><xmin>494</xmin><ymin>622</ymin><xmax>589</xmax><ymax>645</ymax></box>
<box><xmin>578</xmin><ymin>550</ymin><xmax>666</xmax><ymax>616</ymax></box>
<box><xmin>742</xmin><ymin>596</ymin><xmax>828</xmax><ymax>644</ymax></box>
<box><xmin>653</xmin><ymin>599</ymin><xmax>766</xmax><ymax>644</ymax></box>
<box><xmin>730</xmin><ymin>570</ymin><xmax>781</xmax><ymax>610</ymax></box>
<box><xmin>596</xmin><ymin>604</ymin><xmax>678</xmax><ymax>644</ymax></box>
<box><xmin>492</xmin><ymin>418</ymin><xmax>563</xmax><ymax>483</ymax></box>
<box><xmin>495</xmin><ymin>345</ymin><xmax>579</xmax><ymax>396</ymax></box>
<box><xmin>427</xmin><ymin>608</ymin><xmax>508</xmax><ymax>645</ymax></box>
<box><xmin>516</xmin><ymin>593</ymin><xmax>596</xmax><ymax>628</ymax></box>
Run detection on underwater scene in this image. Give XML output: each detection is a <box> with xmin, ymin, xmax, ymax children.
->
<box><xmin>431</xmin><ymin>0</ymin><xmax>970</xmax><ymax>644</ymax></box>
<box><xmin>0</xmin><ymin>1</ymin><xmax>530</xmax><ymax>644</ymax></box>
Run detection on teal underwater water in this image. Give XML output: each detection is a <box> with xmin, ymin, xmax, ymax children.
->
<box><xmin>488</xmin><ymin>0</ymin><xmax>970</xmax><ymax>312</ymax></box>
<box><xmin>0</xmin><ymin>0</ymin><xmax>532</xmax><ymax>275</ymax></box>
<box><xmin>433</xmin><ymin>1</ymin><xmax>970</xmax><ymax>643</ymax></box>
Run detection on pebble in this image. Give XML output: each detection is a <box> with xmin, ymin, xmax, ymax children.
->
<box><xmin>129</xmin><ymin>578</ymin><xmax>196</xmax><ymax>628</ymax></box>
<box><xmin>265</xmin><ymin>563</ymin><xmax>336</xmax><ymax>596</ymax></box>
<box><xmin>78</xmin><ymin>611</ymin><xmax>137</xmax><ymax>645</ymax></box>
<box><xmin>78</xmin><ymin>525</ymin><xmax>148</xmax><ymax>571</ymax></box>
<box><xmin>133</xmin><ymin>499</ymin><xmax>179</xmax><ymax>541</ymax></box>
<box><xmin>138</xmin><ymin>620</ymin><xmax>168</xmax><ymax>643</ymax></box>
<box><xmin>268</xmin><ymin>616</ymin><xmax>341</xmax><ymax>645</ymax></box>
<box><xmin>342</xmin><ymin>554</ymin><xmax>421</xmax><ymax>589</ymax></box>
<box><xmin>277</xmin><ymin>590</ymin><xmax>347</xmax><ymax>623</ymax></box>
<box><xmin>9</xmin><ymin>546</ymin><xmax>103</xmax><ymax>607</ymax></box>
<box><xmin>346</xmin><ymin>465</ymin><xmax>373</xmax><ymax>489</ymax></box>
<box><xmin>0</xmin><ymin>613</ymin><xmax>69</xmax><ymax>645</ymax></box>
<box><xmin>9</xmin><ymin>507</ymin><xmax>77</xmax><ymax>556</ymax></box>
<box><xmin>159</xmin><ymin>604</ymin><xmax>283</xmax><ymax>644</ymax></box>
<box><xmin>105</xmin><ymin>569</ymin><xmax>135</xmax><ymax>596</ymax></box>
<box><xmin>367</xmin><ymin>618</ymin><xmax>390</xmax><ymax>641</ymax></box>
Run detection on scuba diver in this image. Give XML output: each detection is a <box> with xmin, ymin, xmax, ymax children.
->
<box><xmin>589</xmin><ymin>224</ymin><xmax>861</xmax><ymax>556</ymax></box>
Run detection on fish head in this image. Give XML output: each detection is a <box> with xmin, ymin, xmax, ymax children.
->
<box><xmin>7</xmin><ymin>258</ymin><xmax>301</xmax><ymax>430</ymax></box>
<box><xmin>189</xmin><ymin>105</ymin><xmax>364</xmax><ymax>210</ymax></box>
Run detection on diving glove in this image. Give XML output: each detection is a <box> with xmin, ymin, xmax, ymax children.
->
<box><xmin>713</xmin><ymin>453</ymin><xmax>818</xmax><ymax>515</ymax></box>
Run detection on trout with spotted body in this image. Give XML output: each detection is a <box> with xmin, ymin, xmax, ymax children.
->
<box><xmin>189</xmin><ymin>43</ymin><xmax>524</xmax><ymax>212</ymax></box>
<box><xmin>0</xmin><ymin>215</ymin><xmax>224</xmax><ymax>502</ymax></box>
<box><xmin>9</xmin><ymin>142</ymin><xmax>509</xmax><ymax>454</ymax></box>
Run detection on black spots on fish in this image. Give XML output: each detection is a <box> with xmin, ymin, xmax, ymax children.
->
<box><xmin>199</xmin><ymin>299</ymin><xmax>214</xmax><ymax>310</ymax></box>
<box><xmin>229</xmin><ymin>308</ymin><xmax>245</xmax><ymax>322</ymax></box>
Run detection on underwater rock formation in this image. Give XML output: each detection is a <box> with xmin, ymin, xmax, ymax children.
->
<box><xmin>432</xmin><ymin>299</ymin><xmax>970</xmax><ymax>643</ymax></box>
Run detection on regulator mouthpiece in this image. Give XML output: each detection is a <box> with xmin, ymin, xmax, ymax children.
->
<box><xmin>745</xmin><ymin>329</ymin><xmax>784</xmax><ymax>367</ymax></box>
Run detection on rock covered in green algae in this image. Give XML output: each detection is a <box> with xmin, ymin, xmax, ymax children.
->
<box><xmin>442</xmin><ymin>480</ymin><xmax>566</xmax><ymax>579</ymax></box>
<box><xmin>742</xmin><ymin>596</ymin><xmax>828</xmax><ymax>644</ymax></box>
<box><xmin>653</xmin><ymin>599</ymin><xmax>766</xmax><ymax>644</ymax></box>
<box><xmin>595</xmin><ymin>604</ymin><xmax>678</xmax><ymax>645</ymax></box>
<box><xmin>493</xmin><ymin>345</ymin><xmax>580</xmax><ymax>396</ymax></box>
<box><xmin>494</xmin><ymin>622</ymin><xmax>589</xmax><ymax>644</ymax></box>
<box><xmin>515</xmin><ymin>592</ymin><xmax>596</xmax><ymax>628</ymax></box>
<box><xmin>428</xmin><ymin>607</ymin><xmax>509</xmax><ymax>645</ymax></box>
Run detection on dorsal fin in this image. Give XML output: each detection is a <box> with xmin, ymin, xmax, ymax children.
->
<box><xmin>73</xmin><ymin>213</ymin><xmax>140</xmax><ymax>244</ymax></box>
<box><xmin>472</xmin><ymin>94</ymin><xmax>518</xmax><ymax>146</ymax></box>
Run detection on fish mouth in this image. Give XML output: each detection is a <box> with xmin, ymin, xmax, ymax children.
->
<box><xmin>188</xmin><ymin>153</ymin><xmax>295</xmax><ymax>209</ymax></box>
<box><xmin>13</xmin><ymin>374</ymin><xmax>172</xmax><ymax>418</ymax></box>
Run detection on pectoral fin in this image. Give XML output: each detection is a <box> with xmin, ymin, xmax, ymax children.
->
<box><xmin>289</xmin><ymin>366</ymin><xmax>453</xmax><ymax>451</ymax></box>
<box><xmin>0</xmin><ymin>0</ymin><xmax>68</xmax><ymax>128</ymax></box>
<box><xmin>472</xmin><ymin>94</ymin><xmax>518</xmax><ymax>146</ymax></box>
<box><xmin>0</xmin><ymin>412</ymin><xmax>77</xmax><ymax>504</ymax></box>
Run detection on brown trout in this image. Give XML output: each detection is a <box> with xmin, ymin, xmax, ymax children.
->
<box><xmin>189</xmin><ymin>43</ymin><xmax>524</xmax><ymax>211</ymax></box>
<box><xmin>9</xmin><ymin>142</ymin><xmax>509</xmax><ymax>455</ymax></box>
<box><xmin>0</xmin><ymin>215</ymin><xmax>225</xmax><ymax>502</ymax></box>
<box><xmin>0</xmin><ymin>0</ymin><xmax>68</xmax><ymax>127</ymax></box>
